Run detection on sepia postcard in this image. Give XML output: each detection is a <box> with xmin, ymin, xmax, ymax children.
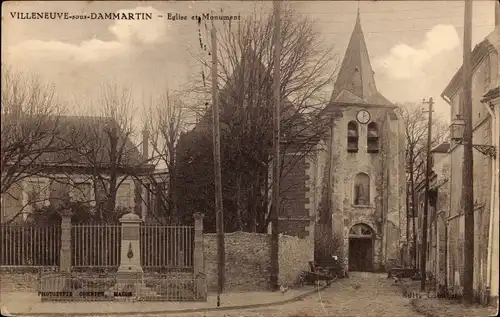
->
<box><xmin>1</xmin><ymin>0</ymin><xmax>499</xmax><ymax>316</ymax></box>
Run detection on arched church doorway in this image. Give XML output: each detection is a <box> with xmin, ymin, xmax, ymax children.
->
<box><xmin>348</xmin><ymin>223</ymin><xmax>374</xmax><ymax>272</ymax></box>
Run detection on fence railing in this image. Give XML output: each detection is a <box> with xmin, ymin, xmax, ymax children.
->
<box><xmin>72</xmin><ymin>224</ymin><xmax>121</xmax><ymax>268</ymax></box>
<box><xmin>1</xmin><ymin>223</ymin><xmax>195</xmax><ymax>270</ymax></box>
<box><xmin>0</xmin><ymin>224</ymin><xmax>61</xmax><ymax>266</ymax></box>
<box><xmin>140</xmin><ymin>225</ymin><xmax>194</xmax><ymax>269</ymax></box>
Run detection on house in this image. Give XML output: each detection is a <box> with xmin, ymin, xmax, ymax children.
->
<box><xmin>439</xmin><ymin>1</ymin><xmax>499</xmax><ymax>303</ymax></box>
<box><xmin>415</xmin><ymin>142</ymin><xmax>450</xmax><ymax>295</ymax></box>
<box><xmin>314</xmin><ymin>10</ymin><xmax>406</xmax><ymax>271</ymax></box>
<box><xmin>1</xmin><ymin>114</ymin><xmax>153</xmax><ymax>223</ymax></box>
<box><xmin>139</xmin><ymin>167</ymin><xmax>170</xmax><ymax>223</ymax></box>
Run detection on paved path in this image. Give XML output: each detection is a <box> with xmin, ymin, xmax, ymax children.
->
<box><xmin>2</xmin><ymin>272</ymin><xmax>424</xmax><ymax>316</ymax></box>
<box><xmin>0</xmin><ymin>286</ymin><xmax>319</xmax><ymax>316</ymax></box>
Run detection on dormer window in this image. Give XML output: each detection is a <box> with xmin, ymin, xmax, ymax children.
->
<box><xmin>367</xmin><ymin>122</ymin><xmax>379</xmax><ymax>153</ymax></box>
<box><xmin>347</xmin><ymin>121</ymin><xmax>359</xmax><ymax>153</ymax></box>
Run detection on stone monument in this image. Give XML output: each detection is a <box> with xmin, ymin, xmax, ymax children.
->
<box><xmin>108</xmin><ymin>212</ymin><xmax>157</xmax><ymax>299</ymax></box>
<box><xmin>116</xmin><ymin>212</ymin><xmax>143</xmax><ymax>280</ymax></box>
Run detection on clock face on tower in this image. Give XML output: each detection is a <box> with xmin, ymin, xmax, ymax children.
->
<box><xmin>356</xmin><ymin>109</ymin><xmax>371</xmax><ymax>124</ymax></box>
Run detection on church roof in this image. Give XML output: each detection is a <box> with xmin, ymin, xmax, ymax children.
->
<box><xmin>329</xmin><ymin>11</ymin><xmax>393</xmax><ymax>107</ymax></box>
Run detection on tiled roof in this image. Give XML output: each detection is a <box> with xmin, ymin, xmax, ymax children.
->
<box><xmin>1</xmin><ymin>114</ymin><xmax>143</xmax><ymax>167</ymax></box>
<box><xmin>190</xmin><ymin>48</ymin><xmax>304</xmax><ymax>136</ymax></box>
<box><xmin>329</xmin><ymin>11</ymin><xmax>393</xmax><ymax>107</ymax></box>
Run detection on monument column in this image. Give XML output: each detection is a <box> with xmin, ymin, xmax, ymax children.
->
<box><xmin>117</xmin><ymin>212</ymin><xmax>143</xmax><ymax>281</ymax></box>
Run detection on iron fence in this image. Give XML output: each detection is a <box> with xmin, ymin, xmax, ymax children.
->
<box><xmin>140</xmin><ymin>225</ymin><xmax>194</xmax><ymax>269</ymax></box>
<box><xmin>0</xmin><ymin>224</ymin><xmax>60</xmax><ymax>266</ymax></box>
<box><xmin>71</xmin><ymin>224</ymin><xmax>121</xmax><ymax>268</ymax></box>
<box><xmin>1</xmin><ymin>223</ymin><xmax>195</xmax><ymax>270</ymax></box>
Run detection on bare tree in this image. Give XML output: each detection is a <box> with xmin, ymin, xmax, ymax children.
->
<box><xmin>67</xmin><ymin>83</ymin><xmax>147</xmax><ymax>222</ymax></box>
<box><xmin>142</xmin><ymin>88</ymin><xmax>186</xmax><ymax>224</ymax></box>
<box><xmin>0</xmin><ymin>66</ymin><xmax>77</xmax><ymax>223</ymax></box>
<box><xmin>396</xmin><ymin>102</ymin><xmax>448</xmax><ymax>266</ymax></box>
<box><xmin>1</xmin><ymin>66</ymin><xmax>63</xmax><ymax>195</ymax></box>
<box><xmin>177</xmin><ymin>4</ymin><xmax>339</xmax><ymax>232</ymax></box>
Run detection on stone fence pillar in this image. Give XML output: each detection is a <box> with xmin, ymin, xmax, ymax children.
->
<box><xmin>193</xmin><ymin>213</ymin><xmax>205</xmax><ymax>299</ymax></box>
<box><xmin>59</xmin><ymin>210</ymin><xmax>72</xmax><ymax>273</ymax></box>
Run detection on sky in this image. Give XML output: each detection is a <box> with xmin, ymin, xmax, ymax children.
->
<box><xmin>2</xmin><ymin>0</ymin><xmax>497</xmax><ymax>126</ymax></box>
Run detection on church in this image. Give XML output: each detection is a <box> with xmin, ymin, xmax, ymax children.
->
<box><xmin>316</xmin><ymin>11</ymin><xmax>406</xmax><ymax>271</ymax></box>
<box><xmin>173</xmin><ymin>9</ymin><xmax>407</xmax><ymax>273</ymax></box>
<box><xmin>277</xmin><ymin>11</ymin><xmax>406</xmax><ymax>272</ymax></box>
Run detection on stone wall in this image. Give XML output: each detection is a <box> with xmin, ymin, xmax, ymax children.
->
<box><xmin>2</xmin><ymin>232</ymin><xmax>312</xmax><ymax>293</ymax></box>
<box><xmin>204</xmin><ymin>231</ymin><xmax>312</xmax><ymax>291</ymax></box>
<box><xmin>0</xmin><ymin>267</ymin><xmax>41</xmax><ymax>292</ymax></box>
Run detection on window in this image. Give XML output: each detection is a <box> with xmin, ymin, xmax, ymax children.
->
<box><xmin>25</xmin><ymin>180</ymin><xmax>49</xmax><ymax>210</ymax></box>
<box><xmin>116</xmin><ymin>182</ymin><xmax>133</xmax><ymax>209</ymax></box>
<box><xmin>347</xmin><ymin>121</ymin><xmax>359</xmax><ymax>153</ymax></box>
<box><xmin>484</xmin><ymin>55</ymin><xmax>491</xmax><ymax>90</ymax></box>
<box><xmin>367</xmin><ymin>122</ymin><xmax>379</xmax><ymax>153</ymax></box>
<box><xmin>353</xmin><ymin>172</ymin><xmax>370</xmax><ymax>205</ymax></box>
<box><xmin>72</xmin><ymin>182</ymin><xmax>93</xmax><ymax>204</ymax></box>
<box><xmin>1</xmin><ymin>184</ymin><xmax>22</xmax><ymax>221</ymax></box>
<box><xmin>349</xmin><ymin>223</ymin><xmax>373</xmax><ymax>237</ymax></box>
<box><xmin>154</xmin><ymin>182</ymin><xmax>167</xmax><ymax>215</ymax></box>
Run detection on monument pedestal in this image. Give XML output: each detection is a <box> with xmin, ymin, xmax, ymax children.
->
<box><xmin>109</xmin><ymin>213</ymin><xmax>157</xmax><ymax>300</ymax></box>
<box><xmin>116</xmin><ymin>265</ymin><xmax>144</xmax><ymax>281</ymax></box>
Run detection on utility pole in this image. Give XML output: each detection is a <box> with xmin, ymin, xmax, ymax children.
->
<box><xmin>420</xmin><ymin>97</ymin><xmax>434</xmax><ymax>292</ymax></box>
<box><xmin>410</xmin><ymin>163</ymin><xmax>417</xmax><ymax>269</ymax></box>
<box><xmin>211</xmin><ymin>17</ymin><xmax>225</xmax><ymax>300</ymax></box>
<box><xmin>270</xmin><ymin>0</ymin><xmax>281</xmax><ymax>292</ymax></box>
<box><xmin>406</xmin><ymin>181</ymin><xmax>410</xmax><ymax>266</ymax></box>
<box><xmin>326</xmin><ymin>115</ymin><xmax>335</xmax><ymax>258</ymax></box>
<box><xmin>461</xmin><ymin>0</ymin><xmax>474</xmax><ymax>304</ymax></box>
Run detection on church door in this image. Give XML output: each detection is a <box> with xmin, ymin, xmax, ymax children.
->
<box><xmin>348</xmin><ymin>224</ymin><xmax>374</xmax><ymax>272</ymax></box>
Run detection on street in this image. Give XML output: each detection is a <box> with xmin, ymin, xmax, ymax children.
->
<box><xmin>160</xmin><ymin>273</ymin><xmax>423</xmax><ymax>317</ymax></box>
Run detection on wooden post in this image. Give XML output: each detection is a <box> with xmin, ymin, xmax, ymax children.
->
<box><xmin>211</xmin><ymin>16</ymin><xmax>225</xmax><ymax>297</ymax></box>
<box><xmin>270</xmin><ymin>0</ymin><xmax>281</xmax><ymax>291</ymax></box>
<box><xmin>461</xmin><ymin>0</ymin><xmax>474</xmax><ymax>304</ymax></box>
<box><xmin>420</xmin><ymin>97</ymin><xmax>434</xmax><ymax>292</ymax></box>
<box><xmin>406</xmin><ymin>181</ymin><xmax>411</xmax><ymax>266</ymax></box>
<box><xmin>407</xmin><ymin>158</ymin><xmax>417</xmax><ymax>270</ymax></box>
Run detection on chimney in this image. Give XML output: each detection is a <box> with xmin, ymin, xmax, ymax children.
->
<box><xmin>142</xmin><ymin>129</ymin><xmax>149</xmax><ymax>161</ymax></box>
<box><xmin>496</xmin><ymin>0</ymin><xmax>499</xmax><ymax>27</ymax></box>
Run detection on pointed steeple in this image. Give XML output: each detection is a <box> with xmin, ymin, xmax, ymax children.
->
<box><xmin>330</xmin><ymin>11</ymin><xmax>392</xmax><ymax>106</ymax></box>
